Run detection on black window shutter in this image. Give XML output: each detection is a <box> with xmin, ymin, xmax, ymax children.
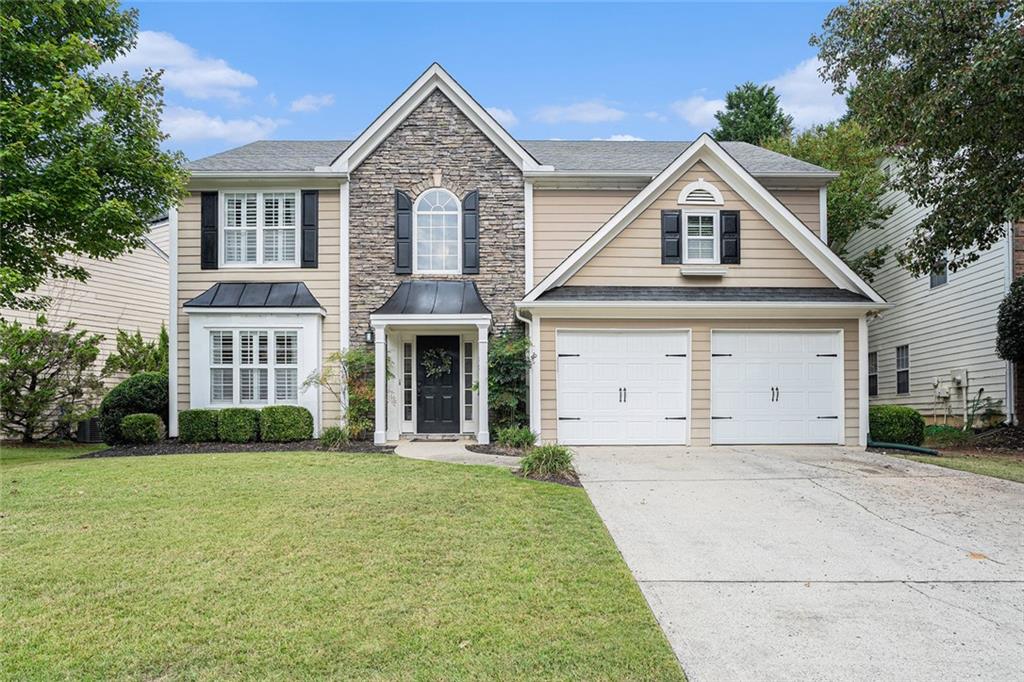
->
<box><xmin>462</xmin><ymin>190</ymin><xmax>480</xmax><ymax>274</ymax></box>
<box><xmin>200</xmin><ymin>191</ymin><xmax>218</xmax><ymax>270</ymax></box>
<box><xmin>720</xmin><ymin>210</ymin><xmax>741</xmax><ymax>264</ymax></box>
<box><xmin>661</xmin><ymin>210</ymin><xmax>681</xmax><ymax>264</ymax></box>
<box><xmin>301</xmin><ymin>190</ymin><xmax>319</xmax><ymax>268</ymax></box>
<box><xmin>395</xmin><ymin>190</ymin><xmax>412</xmax><ymax>274</ymax></box>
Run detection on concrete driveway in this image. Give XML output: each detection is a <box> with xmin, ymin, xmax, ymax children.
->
<box><xmin>575</xmin><ymin>445</ymin><xmax>1024</xmax><ymax>682</ymax></box>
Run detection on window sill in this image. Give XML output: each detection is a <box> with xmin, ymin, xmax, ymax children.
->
<box><xmin>678</xmin><ymin>265</ymin><xmax>728</xmax><ymax>278</ymax></box>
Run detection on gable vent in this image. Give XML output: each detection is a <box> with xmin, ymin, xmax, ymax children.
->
<box><xmin>677</xmin><ymin>178</ymin><xmax>724</xmax><ymax>206</ymax></box>
<box><xmin>686</xmin><ymin>188</ymin><xmax>716</xmax><ymax>204</ymax></box>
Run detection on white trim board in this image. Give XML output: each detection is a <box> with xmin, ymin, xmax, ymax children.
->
<box><xmin>522</xmin><ymin>134</ymin><xmax>884</xmax><ymax>305</ymax></box>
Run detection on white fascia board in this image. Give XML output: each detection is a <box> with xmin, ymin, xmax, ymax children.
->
<box><xmin>331</xmin><ymin>64</ymin><xmax>550</xmax><ymax>174</ymax></box>
<box><xmin>516</xmin><ymin>300</ymin><xmax>889</xmax><ymax>318</ymax></box>
<box><xmin>183</xmin><ymin>307</ymin><xmax>327</xmax><ymax>317</ymax></box>
<box><xmin>369</xmin><ymin>313</ymin><xmax>492</xmax><ymax>327</ymax></box>
<box><xmin>188</xmin><ymin>171</ymin><xmax>347</xmax><ymax>179</ymax></box>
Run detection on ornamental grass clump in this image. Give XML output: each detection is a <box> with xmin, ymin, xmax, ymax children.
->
<box><xmin>520</xmin><ymin>444</ymin><xmax>574</xmax><ymax>478</ymax></box>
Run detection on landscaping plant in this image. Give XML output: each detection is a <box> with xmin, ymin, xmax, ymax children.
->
<box><xmin>97</xmin><ymin>371</ymin><xmax>168</xmax><ymax>445</ymax></box>
<box><xmin>259</xmin><ymin>405</ymin><xmax>314</xmax><ymax>442</ymax></box>
<box><xmin>177</xmin><ymin>409</ymin><xmax>219</xmax><ymax>443</ymax></box>
<box><xmin>217</xmin><ymin>408</ymin><xmax>259</xmax><ymax>444</ymax></box>
<box><xmin>319</xmin><ymin>426</ymin><xmax>349</xmax><ymax>450</ymax></box>
<box><xmin>996</xmin><ymin>276</ymin><xmax>1024</xmax><ymax>366</ymax></box>
<box><xmin>487</xmin><ymin>331</ymin><xmax>532</xmax><ymax>431</ymax></box>
<box><xmin>520</xmin><ymin>444</ymin><xmax>574</xmax><ymax>478</ymax></box>
<box><xmin>119</xmin><ymin>413</ymin><xmax>164</xmax><ymax>444</ymax></box>
<box><xmin>869</xmin><ymin>405</ymin><xmax>926</xmax><ymax>446</ymax></box>
<box><xmin>495</xmin><ymin>425</ymin><xmax>536</xmax><ymax>450</ymax></box>
<box><xmin>103</xmin><ymin>326</ymin><xmax>169</xmax><ymax>377</ymax></box>
<box><xmin>304</xmin><ymin>347</ymin><xmax>375</xmax><ymax>440</ymax></box>
<box><xmin>0</xmin><ymin>315</ymin><xmax>104</xmax><ymax>442</ymax></box>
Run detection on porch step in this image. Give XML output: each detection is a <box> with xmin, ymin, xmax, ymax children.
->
<box><xmin>408</xmin><ymin>435</ymin><xmax>464</xmax><ymax>443</ymax></box>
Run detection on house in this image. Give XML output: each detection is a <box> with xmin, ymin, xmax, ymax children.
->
<box><xmin>172</xmin><ymin>64</ymin><xmax>886</xmax><ymax>447</ymax></box>
<box><xmin>847</xmin><ymin>172</ymin><xmax>1020</xmax><ymax>427</ymax></box>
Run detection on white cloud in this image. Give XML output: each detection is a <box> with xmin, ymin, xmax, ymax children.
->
<box><xmin>289</xmin><ymin>93</ymin><xmax>335</xmax><ymax>113</ymax></box>
<box><xmin>109</xmin><ymin>31</ymin><xmax>257</xmax><ymax>103</ymax></box>
<box><xmin>486</xmin><ymin>106</ymin><xmax>519</xmax><ymax>128</ymax></box>
<box><xmin>644</xmin><ymin>111</ymin><xmax>668</xmax><ymax>123</ymax></box>
<box><xmin>162</xmin><ymin>106</ymin><xmax>285</xmax><ymax>143</ymax></box>
<box><xmin>265</xmin><ymin>93</ymin><xmax>279</xmax><ymax>107</ymax></box>
<box><xmin>671</xmin><ymin>95</ymin><xmax>725</xmax><ymax>128</ymax></box>
<box><xmin>534</xmin><ymin>100</ymin><xmax>626</xmax><ymax>124</ymax></box>
<box><xmin>591</xmin><ymin>134</ymin><xmax>645</xmax><ymax>141</ymax></box>
<box><xmin>768</xmin><ymin>57</ymin><xmax>846</xmax><ymax>128</ymax></box>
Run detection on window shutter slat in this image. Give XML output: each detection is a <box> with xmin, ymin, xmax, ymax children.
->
<box><xmin>661</xmin><ymin>210</ymin><xmax>681</xmax><ymax>264</ymax></box>
<box><xmin>720</xmin><ymin>210</ymin><xmax>741</xmax><ymax>264</ymax></box>
<box><xmin>301</xmin><ymin>190</ymin><xmax>318</xmax><ymax>268</ymax></box>
<box><xmin>395</xmin><ymin>190</ymin><xmax>412</xmax><ymax>274</ymax></box>
<box><xmin>201</xmin><ymin>192</ymin><xmax>218</xmax><ymax>270</ymax></box>
<box><xmin>462</xmin><ymin>190</ymin><xmax>480</xmax><ymax>274</ymax></box>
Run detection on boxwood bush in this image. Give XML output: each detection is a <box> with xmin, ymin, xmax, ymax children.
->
<box><xmin>260</xmin><ymin>405</ymin><xmax>314</xmax><ymax>442</ymax></box>
<box><xmin>98</xmin><ymin>371</ymin><xmax>168</xmax><ymax>444</ymax></box>
<box><xmin>178</xmin><ymin>409</ymin><xmax>219</xmax><ymax>443</ymax></box>
<box><xmin>869</xmin><ymin>405</ymin><xmax>925</xmax><ymax>446</ymax></box>
<box><xmin>520</xmin><ymin>444</ymin><xmax>574</xmax><ymax>477</ymax></box>
<box><xmin>119</xmin><ymin>413</ymin><xmax>164</xmax><ymax>444</ymax></box>
<box><xmin>495</xmin><ymin>425</ymin><xmax>536</xmax><ymax>450</ymax></box>
<box><xmin>218</xmin><ymin>408</ymin><xmax>260</xmax><ymax>443</ymax></box>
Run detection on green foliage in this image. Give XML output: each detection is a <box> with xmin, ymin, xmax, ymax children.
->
<box><xmin>869</xmin><ymin>405</ymin><xmax>926</xmax><ymax>446</ymax></box>
<box><xmin>813</xmin><ymin>0</ymin><xmax>1024</xmax><ymax>275</ymax></box>
<box><xmin>98</xmin><ymin>372</ymin><xmax>168</xmax><ymax>445</ymax></box>
<box><xmin>259</xmin><ymin>405</ymin><xmax>314</xmax><ymax>442</ymax></box>
<box><xmin>763</xmin><ymin>120</ymin><xmax>892</xmax><ymax>281</ymax></box>
<box><xmin>0</xmin><ymin>315</ymin><xmax>104</xmax><ymax>442</ymax></box>
<box><xmin>304</xmin><ymin>347</ymin><xmax>375</xmax><ymax>440</ymax></box>
<box><xmin>965</xmin><ymin>388</ymin><xmax>1003</xmax><ymax>430</ymax></box>
<box><xmin>996</xmin><ymin>276</ymin><xmax>1024</xmax><ymax>363</ymax></box>
<box><xmin>711</xmin><ymin>82</ymin><xmax>793</xmax><ymax>144</ymax></box>
<box><xmin>103</xmin><ymin>325</ymin><xmax>168</xmax><ymax>377</ymax></box>
<box><xmin>924</xmin><ymin>424</ymin><xmax>972</xmax><ymax>448</ymax></box>
<box><xmin>119</xmin><ymin>413</ymin><xmax>163</xmax><ymax>444</ymax></box>
<box><xmin>0</xmin><ymin>0</ymin><xmax>189</xmax><ymax>309</ymax></box>
<box><xmin>178</xmin><ymin>409</ymin><xmax>219</xmax><ymax>444</ymax></box>
<box><xmin>217</xmin><ymin>408</ymin><xmax>259</xmax><ymax>444</ymax></box>
<box><xmin>319</xmin><ymin>426</ymin><xmax>349</xmax><ymax>450</ymax></box>
<box><xmin>495</xmin><ymin>425</ymin><xmax>536</xmax><ymax>450</ymax></box>
<box><xmin>488</xmin><ymin>332</ymin><xmax>532</xmax><ymax>431</ymax></box>
<box><xmin>520</xmin><ymin>445</ymin><xmax>574</xmax><ymax>477</ymax></box>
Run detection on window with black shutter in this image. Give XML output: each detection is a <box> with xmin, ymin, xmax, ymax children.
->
<box><xmin>661</xmin><ymin>210</ymin><xmax>681</xmax><ymax>264</ymax></box>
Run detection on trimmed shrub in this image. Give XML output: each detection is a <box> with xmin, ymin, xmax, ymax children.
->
<box><xmin>260</xmin><ymin>405</ymin><xmax>314</xmax><ymax>442</ymax></box>
<box><xmin>495</xmin><ymin>425</ymin><xmax>536</xmax><ymax>450</ymax></box>
<box><xmin>120</xmin><ymin>413</ymin><xmax>164</xmax><ymax>444</ymax></box>
<box><xmin>869</xmin><ymin>405</ymin><xmax>925</xmax><ymax>446</ymax></box>
<box><xmin>178</xmin><ymin>409</ymin><xmax>219</xmax><ymax>443</ymax></box>
<box><xmin>218</xmin><ymin>408</ymin><xmax>260</xmax><ymax>443</ymax></box>
<box><xmin>320</xmin><ymin>425</ymin><xmax>348</xmax><ymax>450</ymax></box>
<box><xmin>98</xmin><ymin>372</ymin><xmax>169</xmax><ymax>444</ymax></box>
<box><xmin>520</xmin><ymin>444</ymin><xmax>574</xmax><ymax>477</ymax></box>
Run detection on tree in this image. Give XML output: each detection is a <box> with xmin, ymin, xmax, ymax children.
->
<box><xmin>712</xmin><ymin>82</ymin><xmax>793</xmax><ymax>144</ymax></box>
<box><xmin>812</xmin><ymin>0</ymin><xmax>1024</xmax><ymax>275</ymax></box>
<box><xmin>996</xmin><ymin>276</ymin><xmax>1024</xmax><ymax>364</ymax></box>
<box><xmin>0</xmin><ymin>315</ymin><xmax>104</xmax><ymax>442</ymax></box>
<box><xmin>764</xmin><ymin>120</ymin><xmax>893</xmax><ymax>281</ymax></box>
<box><xmin>0</xmin><ymin>0</ymin><xmax>188</xmax><ymax>310</ymax></box>
<box><xmin>103</xmin><ymin>324</ymin><xmax>168</xmax><ymax>376</ymax></box>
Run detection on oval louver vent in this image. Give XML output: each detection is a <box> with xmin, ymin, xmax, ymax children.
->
<box><xmin>685</xmin><ymin>188</ymin><xmax>716</xmax><ymax>204</ymax></box>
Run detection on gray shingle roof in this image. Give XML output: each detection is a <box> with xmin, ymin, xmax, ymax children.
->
<box><xmin>188</xmin><ymin>139</ymin><xmax>834</xmax><ymax>176</ymax></box>
<box><xmin>537</xmin><ymin>286</ymin><xmax>871</xmax><ymax>303</ymax></box>
<box><xmin>184</xmin><ymin>282</ymin><xmax>322</xmax><ymax>309</ymax></box>
<box><xmin>373</xmin><ymin>280</ymin><xmax>491</xmax><ymax>316</ymax></box>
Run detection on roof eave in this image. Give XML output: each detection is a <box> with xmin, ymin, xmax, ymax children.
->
<box><xmin>187</xmin><ymin>170</ymin><xmax>349</xmax><ymax>178</ymax></box>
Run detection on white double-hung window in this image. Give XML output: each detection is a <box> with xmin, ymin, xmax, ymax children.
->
<box><xmin>209</xmin><ymin>329</ymin><xmax>299</xmax><ymax>405</ymax></box>
<box><xmin>684</xmin><ymin>212</ymin><xmax>718</xmax><ymax>263</ymax></box>
<box><xmin>221</xmin><ymin>191</ymin><xmax>299</xmax><ymax>266</ymax></box>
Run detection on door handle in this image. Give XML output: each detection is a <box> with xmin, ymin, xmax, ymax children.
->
<box><xmin>623</xmin><ymin>387</ymin><xmax>627</xmax><ymax>402</ymax></box>
<box><xmin>618</xmin><ymin>388</ymin><xmax>623</xmax><ymax>402</ymax></box>
<box><xmin>776</xmin><ymin>387</ymin><xmax>780</xmax><ymax>402</ymax></box>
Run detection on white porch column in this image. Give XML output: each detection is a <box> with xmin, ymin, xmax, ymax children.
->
<box><xmin>373</xmin><ymin>324</ymin><xmax>387</xmax><ymax>445</ymax></box>
<box><xmin>476</xmin><ymin>323</ymin><xmax>490</xmax><ymax>445</ymax></box>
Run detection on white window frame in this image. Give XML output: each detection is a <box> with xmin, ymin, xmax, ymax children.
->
<box><xmin>412</xmin><ymin>188</ymin><xmax>462</xmax><ymax>275</ymax></box>
<box><xmin>219</xmin><ymin>189</ymin><xmax>300</xmax><ymax>268</ymax></box>
<box><xmin>867</xmin><ymin>350</ymin><xmax>878</xmax><ymax>397</ymax></box>
<box><xmin>683</xmin><ymin>211</ymin><xmax>719</xmax><ymax>264</ymax></box>
<box><xmin>896</xmin><ymin>345</ymin><xmax>910</xmax><ymax>395</ymax></box>
<box><xmin>206</xmin><ymin>328</ymin><xmax>301</xmax><ymax>406</ymax></box>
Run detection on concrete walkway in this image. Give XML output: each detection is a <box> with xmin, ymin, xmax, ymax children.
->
<box><xmin>393</xmin><ymin>438</ymin><xmax>520</xmax><ymax>468</ymax></box>
<box><xmin>575</xmin><ymin>445</ymin><xmax>1024</xmax><ymax>682</ymax></box>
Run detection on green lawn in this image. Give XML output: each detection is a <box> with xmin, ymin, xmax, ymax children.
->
<box><xmin>1</xmin><ymin>447</ymin><xmax>683</xmax><ymax>680</ymax></box>
<box><xmin>900</xmin><ymin>453</ymin><xmax>1024</xmax><ymax>484</ymax></box>
<box><xmin>1</xmin><ymin>441</ymin><xmax>105</xmax><ymax>466</ymax></box>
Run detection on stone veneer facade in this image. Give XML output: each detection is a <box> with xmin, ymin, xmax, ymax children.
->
<box><xmin>347</xmin><ymin>90</ymin><xmax>525</xmax><ymax>345</ymax></box>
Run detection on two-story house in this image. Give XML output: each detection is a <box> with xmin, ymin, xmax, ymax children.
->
<box><xmin>171</xmin><ymin>64</ymin><xmax>886</xmax><ymax>447</ymax></box>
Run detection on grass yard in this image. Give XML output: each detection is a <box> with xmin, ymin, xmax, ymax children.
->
<box><xmin>900</xmin><ymin>453</ymin><xmax>1024</xmax><ymax>484</ymax></box>
<box><xmin>1</xmin><ymin>446</ymin><xmax>683</xmax><ymax>680</ymax></box>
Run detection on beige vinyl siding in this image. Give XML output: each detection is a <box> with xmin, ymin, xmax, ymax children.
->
<box><xmin>532</xmin><ymin>189</ymin><xmax>635</xmax><ymax>286</ymax></box>
<box><xmin>176</xmin><ymin>190</ymin><xmax>343</xmax><ymax>426</ymax></box>
<box><xmin>769</xmin><ymin>188</ymin><xmax>820</xmax><ymax>237</ymax></box>
<box><xmin>567</xmin><ymin>162</ymin><xmax>834</xmax><ymax>288</ymax></box>
<box><xmin>846</xmin><ymin>177</ymin><xmax>1010</xmax><ymax>423</ymax></box>
<box><xmin>1</xmin><ymin>233</ymin><xmax>170</xmax><ymax>390</ymax></box>
<box><xmin>538</xmin><ymin>317</ymin><xmax>860</xmax><ymax>446</ymax></box>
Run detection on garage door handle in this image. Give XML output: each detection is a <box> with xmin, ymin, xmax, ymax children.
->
<box><xmin>665</xmin><ymin>353</ymin><xmax>687</xmax><ymax>357</ymax></box>
<box><xmin>558</xmin><ymin>353</ymin><xmax>580</xmax><ymax>358</ymax></box>
<box><xmin>558</xmin><ymin>417</ymin><xmax>581</xmax><ymax>421</ymax></box>
<box><xmin>711</xmin><ymin>416</ymin><xmax>732</xmax><ymax>420</ymax></box>
<box><xmin>712</xmin><ymin>353</ymin><xmax>732</xmax><ymax>357</ymax></box>
<box><xmin>816</xmin><ymin>353</ymin><xmax>837</xmax><ymax>357</ymax></box>
<box><xmin>817</xmin><ymin>415</ymin><xmax>839</xmax><ymax>419</ymax></box>
<box><xmin>665</xmin><ymin>416</ymin><xmax>687</xmax><ymax>420</ymax></box>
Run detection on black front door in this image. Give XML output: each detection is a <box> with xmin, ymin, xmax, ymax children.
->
<box><xmin>416</xmin><ymin>336</ymin><xmax>460</xmax><ymax>433</ymax></box>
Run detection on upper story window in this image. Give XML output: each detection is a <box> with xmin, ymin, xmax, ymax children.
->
<box><xmin>414</xmin><ymin>189</ymin><xmax>460</xmax><ymax>274</ymax></box>
<box><xmin>929</xmin><ymin>258</ymin><xmax>948</xmax><ymax>288</ymax></box>
<box><xmin>685</xmin><ymin>212</ymin><xmax>718</xmax><ymax>263</ymax></box>
<box><xmin>222</xmin><ymin>190</ymin><xmax>299</xmax><ymax>267</ymax></box>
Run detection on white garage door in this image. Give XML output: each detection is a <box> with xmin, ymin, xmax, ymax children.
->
<box><xmin>711</xmin><ymin>331</ymin><xmax>843</xmax><ymax>444</ymax></box>
<box><xmin>557</xmin><ymin>330</ymin><xmax>689</xmax><ymax>445</ymax></box>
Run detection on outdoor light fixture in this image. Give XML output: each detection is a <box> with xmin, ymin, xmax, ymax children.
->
<box><xmin>365</xmin><ymin>329</ymin><xmax>374</xmax><ymax>344</ymax></box>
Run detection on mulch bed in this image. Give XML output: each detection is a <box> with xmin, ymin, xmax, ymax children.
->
<box><xmin>466</xmin><ymin>443</ymin><xmax>526</xmax><ymax>457</ymax></box>
<box><xmin>968</xmin><ymin>426</ymin><xmax>1024</xmax><ymax>452</ymax></box>
<box><xmin>79</xmin><ymin>440</ymin><xmax>395</xmax><ymax>458</ymax></box>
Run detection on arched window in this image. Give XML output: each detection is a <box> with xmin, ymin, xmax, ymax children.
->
<box><xmin>677</xmin><ymin>178</ymin><xmax>724</xmax><ymax>206</ymax></box>
<box><xmin>414</xmin><ymin>188</ymin><xmax>461</xmax><ymax>273</ymax></box>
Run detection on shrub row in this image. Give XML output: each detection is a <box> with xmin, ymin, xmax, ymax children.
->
<box><xmin>178</xmin><ymin>405</ymin><xmax>314</xmax><ymax>444</ymax></box>
<box><xmin>869</xmin><ymin>404</ymin><xmax>925</xmax><ymax>446</ymax></box>
<box><xmin>120</xmin><ymin>413</ymin><xmax>165</xmax><ymax>444</ymax></box>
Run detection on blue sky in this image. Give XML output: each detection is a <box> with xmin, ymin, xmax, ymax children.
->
<box><xmin>118</xmin><ymin>2</ymin><xmax>845</xmax><ymax>160</ymax></box>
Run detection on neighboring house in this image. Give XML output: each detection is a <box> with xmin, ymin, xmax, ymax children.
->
<box><xmin>172</xmin><ymin>64</ymin><xmax>886</xmax><ymax>447</ymax></box>
<box><xmin>847</xmin><ymin>174</ymin><xmax>1019</xmax><ymax>427</ymax></box>
<box><xmin>1</xmin><ymin>219</ymin><xmax>171</xmax><ymax>388</ymax></box>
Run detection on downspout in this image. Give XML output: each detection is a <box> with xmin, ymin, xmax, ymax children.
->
<box><xmin>515</xmin><ymin>307</ymin><xmax>538</xmax><ymax>436</ymax></box>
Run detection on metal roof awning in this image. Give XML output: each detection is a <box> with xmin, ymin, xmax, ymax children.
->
<box><xmin>184</xmin><ymin>282</ymin><xmax>323</xmax><ymax>310</ymax></box>
<box><xmin>372</xmin><ymin>280</ymin><xmax>491</xmax><ymax>316</ymax></box>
